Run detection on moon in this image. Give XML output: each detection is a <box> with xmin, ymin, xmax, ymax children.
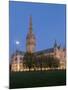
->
<box><xmin>16</xmin><ymin>41</ymin><xmax>20</xmax><ymax>45</ymax></box>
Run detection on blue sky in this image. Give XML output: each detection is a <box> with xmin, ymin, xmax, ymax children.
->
<box><xmin>9</xmin><ymin>1</ymin><xmax>66</xmax><ymax>55</ymax></box>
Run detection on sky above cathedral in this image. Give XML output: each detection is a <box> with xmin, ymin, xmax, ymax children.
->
<box><xmin>9</xmin><ymin>1</ymin><xmax>66</xmax><ymax>55</ymax></box>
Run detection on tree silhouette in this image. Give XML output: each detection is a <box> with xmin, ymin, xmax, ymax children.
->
<box><xmin>45</xmin><ymin>55</ymin><xmax>60</xmax><ymax>68</ymax></box>
<box><xmin>23</xmin><ymin>52</ymin><xmax>36</xmax><ymax>71</ymax></box>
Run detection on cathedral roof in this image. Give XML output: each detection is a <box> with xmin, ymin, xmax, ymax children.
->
<box><xmin>11</xmin><ymin>51</ymin><xmax>25</xmax><ymax>58</ymax></box>
<box><xmin>11</xmin><ymin>48</ymin><xmax>54</xmax><ymax>58</ymax></box>
<box><xmin>36</xmin><ymin>48</ymin><xmax>54</xmax><ymax>55</ymax></box>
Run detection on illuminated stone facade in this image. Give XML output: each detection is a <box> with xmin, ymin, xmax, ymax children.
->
<box><xmin>10</xmin><ymin>16</ymin><xmax>66</xmax><ymax>72</ymax></box>
<box><xmin>10</xmin><ymin>51</ymin><xmax>24</xmax><ymax>71</ymax></box>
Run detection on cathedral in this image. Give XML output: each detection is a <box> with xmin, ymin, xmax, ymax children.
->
<box><xmin>10</xmin><ymin>16</ymin><xmax>66</xmax><ymax>72</ymax></box>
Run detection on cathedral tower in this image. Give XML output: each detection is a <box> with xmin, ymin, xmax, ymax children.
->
<box><xmin>26</xmin><ymin>16</ymin><xmax>36</xmax><ymax>53</ymax></box>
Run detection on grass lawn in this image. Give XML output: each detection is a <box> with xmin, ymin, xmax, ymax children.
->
<box><xmin>9</xmin><ymin>70</ymin><xmax>66</xmax><ymax>89</ymax></box>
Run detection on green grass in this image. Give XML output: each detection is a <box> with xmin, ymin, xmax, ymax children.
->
<box><xmin>9</xmin><ymin>70</ymin><xmax>66</xmax><ymax>89</ymax></box>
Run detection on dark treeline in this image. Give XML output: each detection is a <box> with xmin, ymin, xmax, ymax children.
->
<box><xmin>23</xmin><ymin>52</ymin><xmax>60</xmax><ymax>71</ymax></box>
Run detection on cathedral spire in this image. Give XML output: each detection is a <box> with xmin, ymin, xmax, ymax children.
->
<box><xmin>26</xmin><ymin>16</ymin><xmax>36</xmax><ymax>53</ymax></box>
<box><xmin>29</xmin><ymin>16</ymin><xmax>32</xmax><ymax>33</ymax></box>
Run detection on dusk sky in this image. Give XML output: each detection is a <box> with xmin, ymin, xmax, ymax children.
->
<box><xmin>9</xmin><ymin>1</ymin><xmax>66</xmax><ymax>55</ymax></box>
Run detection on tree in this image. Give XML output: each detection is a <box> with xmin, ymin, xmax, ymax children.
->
<box><xmin>45</xmin><ymin>55</ymin><xmax>60</xmax><ymax>68</ymax></box>
<box><xmin>23</xmin><ymin>52</ymin><xmax>36</xmax><ymax>71</ymax></box>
